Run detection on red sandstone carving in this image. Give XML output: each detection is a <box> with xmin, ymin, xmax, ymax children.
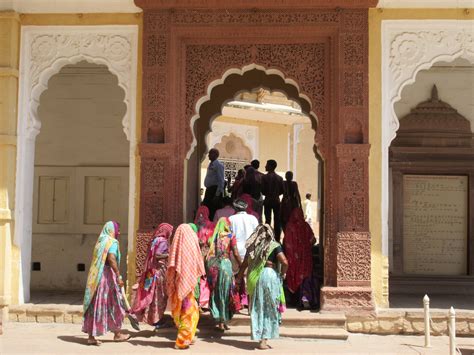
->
<box><xmin>136</xmin><ymin>3</ymin><xmax>373</xmax><ymax>310</ymax></box>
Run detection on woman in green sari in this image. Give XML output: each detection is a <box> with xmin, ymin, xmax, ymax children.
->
<box><xmin>206</xmin><ymin>217</ymin><xmax>242</xmax><ymax>331</ymax></box>
<box><xmin>236</xmin><ymin>224</ymin><xmax>288</xmax><ymax>350</ymax></box>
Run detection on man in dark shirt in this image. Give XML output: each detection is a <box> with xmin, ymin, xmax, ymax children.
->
<box><xmin>261</xmin><ymin>159</ymin><xmax>284</xmax><ymax>241</ymax></box>
<box><xmin>203</xmin><ymin>148</ymin><xmax>225</xmax><ymax>220</ymax></box>
<box><xmin>250</xmin><ymin>159</ymin><xmax>264</xmax><ymax>219</ymax></box>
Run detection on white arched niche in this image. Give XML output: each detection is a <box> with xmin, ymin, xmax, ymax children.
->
<box><xmin>15</xmin><ymin>26</ymin><xmax>138</xmax><ymax>303</ymax></box>
<box><xmin>381</xmin><ymin>20</ymin><xmax>474</xmax><ymax>271</ymax></box>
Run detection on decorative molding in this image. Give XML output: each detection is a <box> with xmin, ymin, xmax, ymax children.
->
<box><xmin>383</xmin><ymin>20</ymin><xmax>474</xmax><ymax>145</ymax></box>
<box><xmin>14</xmin><ymin>25</ymin><xmax>139</xmax><ymax>304</ymax></box>
<box><xmin>381</xmin><ymin>20</ymin><xmax>474</xmax><ymax>261</ymax></box>
<box><xmin>207</xmin><ymin>121</ymin><xmax>258</xmax><ymax>160</ymax></box>
<box><xmin>0</xmin><ymin>0</ymin><xmax>141</xmax><ymax>13</ymax></box>
<box><xmin>21</xmin><ymin>26</ymin><xmax>138</xmax><ymax>141</ymax></box>
<box><xmin>377</xmin><ymin>0</ymin><xmax>473</xmax><ymax>8</ymax></box>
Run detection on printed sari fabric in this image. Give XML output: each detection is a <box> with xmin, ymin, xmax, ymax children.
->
<box><xmin>167</xmin><ymin>224</ymin><xmax>205</xmax><ymax>349</ymax></box>
<box><xmin>206</xmin><ymin>217</ymin><xmax>237</xmax><ymax>323</ymax></box>
<box><xmin>194</xmin><ymin>205</ymin><xmax>216</xmax><ymax>247</ymax></box>
<box><xmin>82</xmin><ymin>221</ymin><xmax>125</xmax><ymax>336</ymax></box>
<box><xmin>131</xmin><ymin>223</ymin><xmax>173</xmax><ymax>325</ymax></box>
<box><xmin>283</xmin><ymin>208</ymin><xmax>314</xmax><ymax>294</ymax></box>
<box><xmin>245</xmin><ymin>224</ymin><xmax>286</xmax><ymax>341</ymax></box>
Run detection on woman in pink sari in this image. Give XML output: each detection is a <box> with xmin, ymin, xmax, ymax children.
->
<box><xmin>193</xmin><ymin>205</ymin><xmax>215</xmax><ymax>308</ymax></box>
<box><xmin>131</xmin><ymin>223</ymin><xmax>173</xmax><ymax>329</ymax></box>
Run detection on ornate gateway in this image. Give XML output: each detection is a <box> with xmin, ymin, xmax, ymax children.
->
<box><xmin>135</xmin><ymin>0</ymin><xmax>376</xmax><ymax>310</ymax></box>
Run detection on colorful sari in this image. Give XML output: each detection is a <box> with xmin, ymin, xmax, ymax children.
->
<box><xmin>283</xmin><ymin>208</ymin><xmax>314</xmax><ymax>294</ymax></box>
<box><xmin>245</xmin><ymin>224</ymin><xmax>286</xmax><ymax>341</ymax></box>
<box><xmin>167</xmin><ymin>224</ymin><xmax>206</xmax><ymax>349</ymax></box>
<box><xmin>206</xmin><ymin>217</ymin><xmax>238</xmax><ymax>324</ymax></box>
<box><xmin>131</xmin><ymin>223</ymin><xmax>173</xmax><ymax>325</ymax></box>
<box><xmin>82</xmin><ymin>221</ymin><xmax>125</xmax><ymax>336</ymax></box>
<box><xmin>194</xmin><ymin>206</ymin><xmax>214</xmax><ymax>308</ymax></box>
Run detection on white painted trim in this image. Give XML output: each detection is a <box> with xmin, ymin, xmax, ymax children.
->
<box><xmin>15</xmin><ymin>25</ymin><xmax>138</xmax><ymax>303</ymax></box>
<box><xmin>186</xmin><ymin>63</ymin><xmax>317</xmax><ymax>160</ymax></box>
<box><xmin>377</xmin><ymin>0</ymin><xmax>474</xmax><ymax>8</ymax></box>
<box><xmin>0</xmin><ymin>0</ymin><xmax>141</xmax><ymax>13</ymax></box>
<box><xmin>381</xmin><ymin>19</ymin><xmax>474</xmax><ymax>260</ymax></box>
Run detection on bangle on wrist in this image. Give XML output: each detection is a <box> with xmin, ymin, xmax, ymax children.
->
<box><xmin>118</xmin><ymin>275</ymin><xmax>123</xmax><ymax>280</ymax></box>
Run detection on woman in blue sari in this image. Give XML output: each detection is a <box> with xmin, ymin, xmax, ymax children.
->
<box><xmin>236</xmin><ymin>224</ymin><xmax>288</xmax><ymax>350</ymax></box>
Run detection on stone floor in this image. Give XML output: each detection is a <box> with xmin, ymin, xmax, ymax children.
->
<box><xmin>1</xmin><ymin>322</ymin><xmax>474</xmax><ymax>354</ymax></box>
<box><xmin>390</xmin><ymin>293</ymin><xmax>474</xmax><ymax>310</ymax></box>
<box><xmin>29</xmin><ymin>291</ymin><xmax>83</xmax><ymax>305</ymax></box>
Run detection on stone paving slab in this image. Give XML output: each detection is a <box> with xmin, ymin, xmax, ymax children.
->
<box><xmin>1</xmin><ymin>322</ymin><xmax>474</xmax><ymax>354</ymax></box>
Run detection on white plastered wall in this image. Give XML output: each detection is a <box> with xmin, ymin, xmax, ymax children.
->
<box><xmin>381</xmin><ymin>20</ymin><xmax>474</xmax><ymax>273</ymax></box>
<box><xmin>15</xmin><ymin>25</ymin><xmax>138</xmax><ymax>302</ymax></box>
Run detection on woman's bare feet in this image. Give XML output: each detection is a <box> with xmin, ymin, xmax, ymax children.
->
<box><xmin>113</xmin><ymin>332</ymin><xmax>131</xmax><ymax>342</ymax></box>
<box><xmin>87</xmin><ymin>335</ymin><xmax>102</xmax><ymax>346</ymax></box>
<box><xmin>223</xmin><ymin>324</ymin><xmax>230</xmax><ymax>330</ymax></box>
<box><xmin>257</xmin><ymin>339</ymin><xmax>270</xmax><ymax>350</ymax></box>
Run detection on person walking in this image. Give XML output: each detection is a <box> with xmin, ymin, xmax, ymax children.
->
<box><xmin>166</xmin><ymin>224</ymin><xmax>206</xmax><ymax>350</ymax></box>
<box><xmin>236</xmin><ymin>224</ymin><xmax>288</xmax><ymax>350</ymax></box>
<box><xmin>131</xmin><ymin>223</ymin><xmax>173</xmax><ymax>329</ymax></box>
<box><xmin>280</xmin><ymin>171</ymin><xmax>301</xmax><ymax>230</ymax></box>
<box><xmin>283</xmin><ymin>209</ymin><xmax>317</xmax><ymax>309</ymax></box>
<box><xmin>203</xmin><ymin>148</ymin><xmax>225</xmax><ymax>221</ymax></box>
<box><xmin>82</xmin><ymin>221</ymin><xmax>129</xmax><ymax>345</ymax></box>
<box><xmin>229</xmin><ymin>199</ymin><xmax>259</xmax><ymax>309</ymax></box>
<box><xmin>261</xmin><ymin>160</ymin><xmax>284</xmax><ymax>241</ymax></box>
<box><xmin>206</xmin><ymin>217</ymin><xmax>242</xmax><ymax>331</ymax></box>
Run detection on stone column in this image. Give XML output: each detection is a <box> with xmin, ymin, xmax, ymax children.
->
<box><xmin>0</xmin><ymin>11</ymin><xmax>20</xmax><ymax>333</ymax></box>
<box><xmin>320</xmin><ymin>144</ymin><xmax>374</xmax><ymax>311</ymax></box>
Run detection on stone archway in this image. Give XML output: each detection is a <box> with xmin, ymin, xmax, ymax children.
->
<box><xmin>15</xmin><ymin>25</ymin><xmax>138</xmax><ymax>302</ymax></box>
<box><xmin>136</xmin><ymin>2</ymin><xmax>374</xmax><ymax>310</ymax></box>
<box><xmin>380</xmin><ymin>20</ymin><xmax>474</xmax><ymax>288</ymax></box>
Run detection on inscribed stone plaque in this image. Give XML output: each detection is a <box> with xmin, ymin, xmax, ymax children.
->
<box><xmin>403</xmin><ymin>175</ymin><xmax>468</xmax><ymax>275</ymax></box>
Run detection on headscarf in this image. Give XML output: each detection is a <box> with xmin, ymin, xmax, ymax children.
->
<box><xmin>233</xmin><ymin>199</ymin><xmax>248</xmax><ymax>212</ymax></box>
<box><xmin>83</xmin><ymin>221</ymin><xmax>120</xmax><ymax>312</ymax></box>
<box><xmin>206</xmin><ymin>217</ymin><xmax>232</xmax><ymax>260</ymax></box>
<box><xmin>245</xmin><ymin>224</ymin><xmax>280</xmax><ymax>297</ymax></box>
<box><xmin>194</xmin><ymin>205</ymin><xmax>216</xmax><ymax>244</ymax></box>
<box><xmin>284</xmin><ymin>208</ymin><xmax>314</xmax><ymax>293</ymax></box>
<box><xmin>166</xmin><ymin>224</ymin><xmax>205</xmax><ymax>301</ymax></box>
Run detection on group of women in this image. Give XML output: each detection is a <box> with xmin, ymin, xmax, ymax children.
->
<box><xmin>81</xmin><ymin>209</ymin><xmax>291</xmax><ymax>350</ymax></box>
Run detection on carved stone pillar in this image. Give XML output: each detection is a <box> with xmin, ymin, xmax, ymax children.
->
<box><xmin>321</xmin><ymin>144</ymin><xmax>374</xmax><ymax>311</ymax></box>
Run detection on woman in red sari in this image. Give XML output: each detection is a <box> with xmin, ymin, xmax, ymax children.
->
<box><xmin>131</xmin><ymin>223</ymin><xmax>173</xmax><ymax>329</ymax></box>
<box><xmin>280</xmin><ymin>171</ymin><xmax>301</xmax><ymax>230</ymax></box>
<box><xmin>283</xmin><ymin>208</ymin><xmax>316</xmax><ymax>307</ymax></box>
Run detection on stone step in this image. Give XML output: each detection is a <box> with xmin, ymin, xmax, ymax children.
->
<box><xmin>226</xmin><ymin>311</ymin><xmax>346</xmax><ymax>328</ymax></box>
<box><xmin>151</xmin><ymin>325</ymin><xmax>349</xmax><ymax>340</ymax></box>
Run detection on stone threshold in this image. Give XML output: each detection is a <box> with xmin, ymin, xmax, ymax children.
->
<box><xmin>8</xmin><ymin>304</ymin><xmax>474</xmax><ymax>337</ymax></box>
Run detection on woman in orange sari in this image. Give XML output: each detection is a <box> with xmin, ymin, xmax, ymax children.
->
<box><xmin>166</xmin><ymin>224</ymin><xmax>206</xmax><ymax>350</ymax></box>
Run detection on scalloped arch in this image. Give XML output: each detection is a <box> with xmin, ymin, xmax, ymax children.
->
<box><xmin>186</xmin><ymin>64</ymin><xmax>319</xmax><ymax>160</ymax></box>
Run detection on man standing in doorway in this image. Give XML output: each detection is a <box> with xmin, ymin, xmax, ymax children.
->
<box><xmin>203</xmin><ymin>148</ymin><xmax>225</xmax><ymax>221</ymax></box>
<box><xmin>302</xmin><ymin>193</ymin><xmax>313</xmax><ymax>227</ymax></box>
<box><xmin>261</xmin><ymin>159</ymin><xmax>284</xmax><ymax>241</ymax></box>
<box><xmin>250</xmin><ymin>159</ymin><xmax>264</xmax><ymax>219</ymax></box>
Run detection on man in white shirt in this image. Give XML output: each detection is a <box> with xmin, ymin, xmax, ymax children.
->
<box><xmin>229</xmin><ymin>199</ymin><xmax>259</xmax><ymax>261</ymax></box>
<box><xmin>302</xmin><ymin>193</ymin><xmax>313</xmax><ymax>226</ymax></box>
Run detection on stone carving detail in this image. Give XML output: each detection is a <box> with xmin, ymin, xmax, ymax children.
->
<box><xmin>135</xmin><ymin>231</ymin><xmax>154</xmax><ymax>277</ymax></box>
<box><xmin>24</xmin><ymin>28</ymin><xmax>137</xmax><ymax>140</ymax></box>
<box><xmin>343</xmin><ymin>196</ymin><xmax>365</xmax><ymax>230</ymax></box>
<box><xmin>142</xmin><ymin>195</ymin><xmax>164</xmax><ymax>229</ymax></box>
<box><xmin>141</xmin><ymin>159</ymin><xmax>164</xmax><ymax>193</ymax></box>
<box><xmin>386</xmin><ymin>23</ymin><xmax>474</xmax><ymax>142</ymax></box>
<box><xmin>343</xmin><ymin>72</ymin><xmax>364</xmax><ymax>106</ymax></box>
<box><xmin>321</xmin><ymin>287</ymin><xmax>373</xmax><ymax>310</ymax></box>
<box><xmin>343</xmin><ymin>33</ymin><xmax>364</xmax><ymax>65</ymax></box>
<box><xmin>139</xmin><ymin>7</ymin><xmax>371</xmax><ymax>309</ymax></box>
<box><xmin>336</xmin><ymin>232</ymin><xmax>371</xmax><ymax>283</ymax></box>
<box><xmin>146</xmin><ymin>35</ymin><xmax>167</xmax><ymax>67</ymax></box>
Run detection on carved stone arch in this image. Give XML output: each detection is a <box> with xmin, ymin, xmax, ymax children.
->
<box><xmin>381</xmin><ymin>20</ymin><xmax>474</xmax><ymax>274</ymax></box>
<box><xmin>14</xmin><ymin>25</ymin><xmax>139</xmax><ymax>303</ymax></box>
<box><xmin>21</xmin><ymin>26</ymin><xmax>138</xmax><ymax>140</ymax></box>
<box><xmin>138</xmin><ymin>5</ymin><xmax>373</xmax><ymax>310</ymax></box>
<box><xmin>186</xmin><ymin>64</ymin><xmax>320</xmax><ymax>161</ymax></box>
